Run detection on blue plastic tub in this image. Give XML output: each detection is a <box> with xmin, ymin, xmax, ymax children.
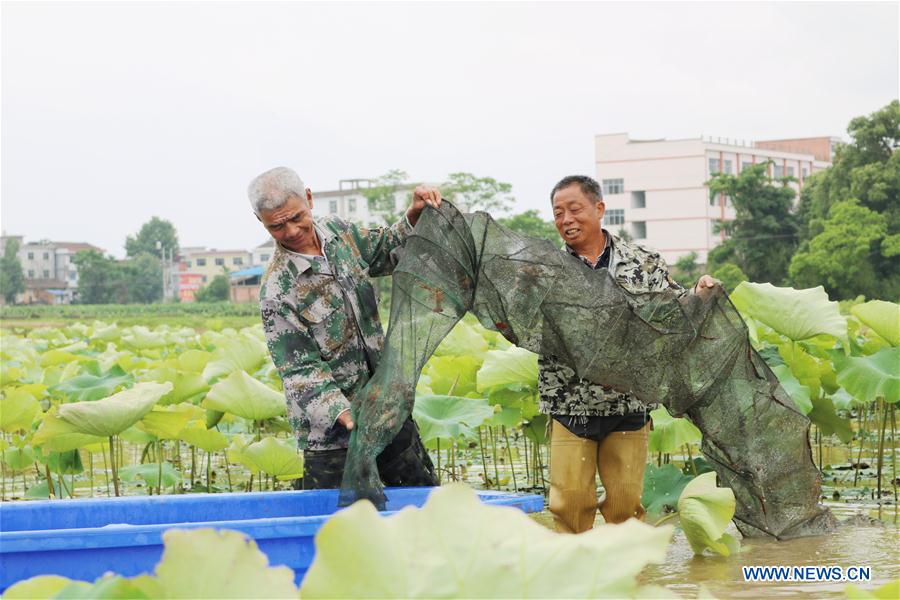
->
<box><xmin>0</xmin><ymin>487</ymin><xmax>543</xmax><ymax>590</ymax></box>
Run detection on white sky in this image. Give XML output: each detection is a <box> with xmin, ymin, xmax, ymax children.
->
<box><xmin>2</xmin><ymin>1</ymin><xmax>898</xmax><ymax>257</ymax></box>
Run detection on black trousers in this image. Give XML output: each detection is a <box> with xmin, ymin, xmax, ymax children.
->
<box><xmin>301</xmin><ymin>417</ymin><xmax>438</xmax><ymax>490</ymax></box>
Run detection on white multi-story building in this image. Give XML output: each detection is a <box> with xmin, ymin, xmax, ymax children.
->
<box><xmin>311</xmin><ymin>179</ymin><xmax>414</xmax><ymax>225</ymax></box>
<box><xmin>0</xmin><ymin>236</ymin><xmax>104</xmax><ymax>304</ymax></box>
<box><xmin>595</xmin><ymin>134</ymin><xmax>836</xmax><ymax>265</ymax></box>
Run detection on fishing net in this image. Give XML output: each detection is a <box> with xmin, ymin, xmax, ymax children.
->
<box><xmin>339</xmin><ymin>201</ymin><xmax>836</xmax><ymax>540</ymax></box>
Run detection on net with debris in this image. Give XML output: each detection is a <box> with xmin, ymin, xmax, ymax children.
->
<box><xmin>339</xmin><ymin>201</ymin><xmax>835</xmax><ymax>540</ymax></box>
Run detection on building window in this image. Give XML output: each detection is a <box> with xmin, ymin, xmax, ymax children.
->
<box><xmin>28</xmin><ymin>269</ymin><xmax>34</xmax><ymax>278</ymax></box>
<box><xmin>787</xmin><ymin>166</ymin><xmax>795</xmax><ymax>177</ymax></box>
<box><xmin>214</xmin><ymin>258</ymin><xmax>225</xmax><ymax>266</ymax></box>
<box><xmin>601</xmin><ymin>178</ymin><xmax>624</xmax><ymax>195</ymax></box>
<box><xmin>604</xmin><ymin>209</ymin><xmax>625</xmax><ymax>226</ymax></box>
<box><xmin>708</xmin><ymin>158</ymin><xmax>719</xmax><ymax>175</ymax></box>
<box><xmin>232</xmin><ymin>257</ymin><xmax>243</xmax><ymax>266</ymax></box>
<box><xmin>260</xmin><ymin>253</ymin><xmax>270</xmax><ymax>262</ymax></box>
<box><xmin>802</xmin><ymin>167</ymin><xmax>808</xmax><ymax>178</ymax></box>
<box><xmin>774</xmin><ymin>165</ymin><xmax>784</xmax><ymax>178</ymax></box>
<box><xmin>630</xmin><ymin>191</ymin><xmax>646</xmax><ymax>209</ymax></box>
<box><xmin>27</xmin><ymin>252</ymin><xmax>34</xmax><ymax>260</ymax></box>
<box><xmin>202</xmin><ymin>275</ymin><xmax>208</xmax><ymax>283</ymax></box>
<box><xmin>69</xmin><ymin>272</ymin><xmax>77</xmax><ymax>280</ymax></box>
<box><xmin>347</xmin><ymin>197</ymin><xmax>357</xmax><ymax>213</ymax></box>
<box><xmin>724</xmin><ymin>160</ymin><xmax>733</xmax><ymax>174</ymax></box>
<box><xmin>725</xmin><ymin>195</ymin><xmax>734</xmax><ymax>208</ymax></box>
<box><xmin>43</xmin><ymin>252</ymin><xmax>49</xmax><ymax>260</ymax></box>
<box><xmin>742</xmin><ymin>161</ymin><xmax>752</xmax><ymax>171</ymax></box>
<box><xmin>196</xmin><ymin>258</ymin><xmax>207</xmax><ymax>266</ymax></box>
<box><xmin>186</xmin><ymin>260</ymin><xmax>192</xmax><ymax>268</ymax></box>
<box><xmin>43</xmin><ymin>269</ymin><xmax>50</xmax><ymax>278</ymax></box>
<box><xmin>329</xmin><ymin>199</ymin><xmax>338</xmax><ymax>214</ymax></box>
<box><xmin>631</xmin><ymin>221</ymin><xmax>647</xmax><ymax>239</ymax></box>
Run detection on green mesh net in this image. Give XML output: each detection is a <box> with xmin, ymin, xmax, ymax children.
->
<box><xmin>339</xmin><ymin>201</ymin><xmax>836</xmax><ymax>540</ymax></box>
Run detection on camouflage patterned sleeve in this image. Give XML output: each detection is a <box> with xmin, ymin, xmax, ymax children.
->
<box><xmin>260</xmin><ymin>297</ymin><xmax>351</xmax><ymax>448</ymax></box>
<box><xmin>349</xmin><ymin>216</ymin><xmax>414</xmax><ymax>277</ymax></box>
<box><xmin>650</xmin><ymin>253</ymin><xmax>688</xmax><ymax>298</ymax></box>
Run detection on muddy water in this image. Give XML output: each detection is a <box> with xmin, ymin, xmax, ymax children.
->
<box><xmin>532</xmin><ymin>504</ymin><xmax>899</xmax><ymax>598</ymax></box>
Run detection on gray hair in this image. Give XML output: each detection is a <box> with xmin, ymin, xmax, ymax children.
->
<box><xmin>248</xmin><ymin>167</ymin><xmax>307</xmax><ymax>216</ymax></box>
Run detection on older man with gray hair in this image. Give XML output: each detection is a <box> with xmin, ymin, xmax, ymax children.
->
<box><xmin>249</xmin><ymin>166</ymin><xmax>441</xmax><ymax>489</ymax></box>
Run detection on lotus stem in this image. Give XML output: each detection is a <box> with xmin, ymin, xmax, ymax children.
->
<box><xmin>522</xmin><ymin>432</ymin><xmax>530</xmax><ymax>488</ymax></box>
<box><xmin>206</xmin><ymin>451</ymin><xmax>212</xmax><ymax>491</ymax></box>
<box><xmin>653</xmin><ymin>512</ymin><xmax>680</xmax><ymax>527</ymax></box>
<box><xmin>157</xmin><ymin>441</ymin><xmax>163</xmax><ymax>496</ymax></box>
<box><xmin>502</xmin><ymin>426</ymin><xmax>517</xmax><ymax>492</ymax></box>
<box><xmin>191</xmin><ymin>447</ymin><xmax>196</xmax><ymax>488</ymax></box>
<box><xmin>436</xmin><ymin>438</ymin><xmax>441</xmax><ymax>484</ymax></box>
<box><xmin>891</xmin><ymin>404</ymin><xmax>897</xmax><ymax>507</ymax></box>
<box><xmin>109</xmin><ymin>436</ymin><xmax>120</xmax><ymax>497</ymax></box>
<box><xmin>489</xmin><ymin>427</ymin><xmax>501</xmax><ymax>488</ymax></box>
<box><xmin>44</xmin><ymin>463</ymin><xmax>55</xmax><ymax>499</ymax></box>
<box><xmin>89</xmin><ymin>452</ymin><xmax>94</xmax><ymax>498</ymax></box>
<box><xmin>57</xmin><ymin>471</ymin><xmax>72</xmax><ymax>497</ymax></box>
<box><xmin>685</xmin><ymin>444</ymin><xmax>697</xmax><ymax>476</ymax></box>
<box><xmin>876</xmin><ymin>399</ymin><xmax>888</xmax><ymax>506</ymax></box>
<box><xmin>223</xmin><ymin>452</ymin><xmax>233</xmax><ymax>492</ymax></box>
<box><xmin>478</xmin><ymin>427</ymin><xmax>490</xmax><ymax>488</ymax></box>
<box><xmin>855</xmin><ymin>404</ymin><xmax>869</xmax><ymax>487</ymax></box>
<box><xmin>101</xmin><ymin>445</ymin><xmax>111</xmax><ymax>496</ymax></box>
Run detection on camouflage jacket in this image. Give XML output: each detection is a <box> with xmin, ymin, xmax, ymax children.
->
<box><xmin>259</xmin><ymin>216</ymin><xmax>412</xmax><ymax>451</ymax></box>
<box><xmin>538</xmin><ymin>231</ymin><xmax>687</xmax><ymax>418</ymax></box>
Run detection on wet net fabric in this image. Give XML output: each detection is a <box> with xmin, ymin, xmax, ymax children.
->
<box><xmin>339</xmin><ymin>202</ymin><xmax>836</xmax><ymax>539</ymax></box>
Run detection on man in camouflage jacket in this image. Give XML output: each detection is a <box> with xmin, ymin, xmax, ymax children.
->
<box><xmin>249</xmin><ymin>166</ymin><xmax>440</xmax><ymax>489</ymax></box>
<box><xmin>544</xmin><ymin>175</ymin><xmax>717</xmax><ymax>533</ymax></box>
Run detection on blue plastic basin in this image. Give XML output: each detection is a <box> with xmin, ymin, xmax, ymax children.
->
<box><xmin>0</xmin><ymin>487</ymin><xmax>543</xmax><ymax>590</ymax></box>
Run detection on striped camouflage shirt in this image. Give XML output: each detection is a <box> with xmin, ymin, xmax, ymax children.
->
<box><xmin>538</xmin><ymin>231</ymin><xmax>687</xmax><ymax>418</ymax></box>
<box><xmin>259</xmin><ymin>215</ymin><xmax>412</xmax><ymax>451</ymax></box>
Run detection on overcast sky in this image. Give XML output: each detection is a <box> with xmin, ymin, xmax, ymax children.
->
<box><xmin>2</xmin><ymin>1</ymin><xmax>897</xmax><ymax>257</ymax></box>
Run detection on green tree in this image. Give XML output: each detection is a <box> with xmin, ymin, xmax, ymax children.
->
<box><xmin>122</xmin><ymin>253</ymin><xmax>163</xmax><ymax>303</ymax></box>
<box><xmin>442</xmin><ymin>172</ymin><xmax>513</xmax><ymax>213</ymax></box>
<box><xmin>125</xmin><ymin>217</ymin><xmax>180</xmax><ymax>259</ymax></box>
<box><xmin>72</xmin><ymin>250</ymin><xmax>123</xmax><ymax>304</ymax></box>
<box><xmin>0</xmin><ymin>239</ymin><xmax>26</xmax><ymax>304</ymax></box>
<box><xmin>789</xmin><ymin>200</ymin><xmax>895</xmax><ymax>300</ymax></box>
<box><xmin>497</xmin><ymin>210</ymin><xmax>559</xmax><ymax>243</ymax></box>
<box><xmin>195</xmin><ymin>274</ymin><xmax>230</xmax><ymax>302</ymax></box>
<box><xmin>706</xmin><ymin>162</ymin><xmax>799</xmax><ymax>284</ymax></box>
<box><xmin>672</xmin><ymin>251</ymin><xmax>701</xmax><ymax>287</ymax></box>
<box><xmin>712</xmin><ymin>263</ymin><xmax>748</xmax><ymax>294</ymax></box>
<box><xmin>361</xmin><ymin>169</ymin><xmax>412</xmax><ymax>226</ymax></box>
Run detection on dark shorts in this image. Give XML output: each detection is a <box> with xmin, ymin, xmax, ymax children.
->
<box><xmin>301</xmin><ymin>417</ymin><xmax>438</xmax><ymax>490</ymax></box>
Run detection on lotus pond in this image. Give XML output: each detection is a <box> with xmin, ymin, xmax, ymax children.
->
<box><xmin>1</xmin><ymin>283</ymin><xmax>897</xmax><ymax>598</ymax></box>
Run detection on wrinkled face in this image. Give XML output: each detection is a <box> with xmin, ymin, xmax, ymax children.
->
<box><xmin>258</xmin><ymin>192</ymin><xmax>317</xmax><ymax>254</ymax></box>
<box><xmin>552</xmin><ymin>184</ymin><xmax>605</xmax><ymax>251</ymax></box>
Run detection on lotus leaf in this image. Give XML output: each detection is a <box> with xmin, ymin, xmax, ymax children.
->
<box><xmin>52</xmin><ymin>365</ymin><xmax>134</xmax><ymax>402</ymax></box>
<box><xmin>433</xmin><ymin>320</ymin><xmax>489</xmax><ymax>358</ymax></box>
<box><xmin>201</xmin><ymin>334</ymin><xmax>268</xmax><ymax>382</ymax></box>
<box><xmin>47</xmin><ymin>449</ymin><xmax>84</xmax><ymax>475</ymax></box>
<box><xmin>851</xmin><ymin>300</ymin><xmax>900</xmax><ymax>347</ymax></box>
<box><xmin>119</xmin><ymin>462</ymin><xmax>181</xmax><ymax>488</ymax></box>
<box><xmin>831</xmin><ymin>347</ymin><xmax>899</xmax><ymax>404</ymax></box>
<box><xmin>808</xmin><ymin>396</ymin><xmax>854</xmax><ymax>443</ymax></box>
<box><xmin>25</xmin><ymin>480</ymin><xmax>72</xmax><ymax>499</ymax></box>
<box><xmin>145</xmin><ymin>367</ymin><xmax>209</xmax><ymax>405</ymax></box>
<box><xmin>412</xmin><ymin>394</ymin><xmax>494</xmax><ymax>444</ymax></box>
<box><xmin>40</xmin><ymin>349</ymin><xmax>89</xmax><ymax>368</ymax></box>
<box><xmin>476</xmin><ymin>346</ymin><xmax>538</xmax><ymax>393</ymax></box>
<box><xmin>2</xmin><ymin>575</ymin><xmax>80</xmax><ymax>599</ymax></box>
<box><xmin>522</xmin><ymin>414</ymin><xmax>548</xmax><ymax>444</ymax></box>
<box><xmin>121</xmin><ymin>326</ymin><xmax>169</xmax><ymax>350</ymax></box>
<box><xmin>423</xmin><ymin>355</ymin><xmax>480</xmax><ymax>396</ymax></box>
<box><xmin>32</xmin><ymin>410</ymin><xmax>105</xmax><ymax>452</ymax></box>
<box><xmin>845</xmin><ymin>579</ymin><xmax>900</xmax><ymax>600</ymax></box>
<box><xmin>770</xmin><ymin>365</ymin><xmax>813</xmax><ymax>414</ymax></box>
<box><xmin>731</xmin><ymin>282</ymin><xmax>847</xmax><ymax>342</ymax></box>
<box><xmin>302</xmin><ymin>484</ymin><xmax>672</xmax><ymax>599</ymax></box>
<box><xmin>677</xmin><ymin>471</ymin><xmax>740</xmax><ymax>556</ymax></box>
<box><xmin>54</xmin><ymin>381</ymin><xmax>172</xmax><ymax>437</ymax></box>
<box><xmin>177</xmin><ymin>349</ymin><xmax>213</xmax><ymax>373</ymax></box>
<box><xmin>648</xmin><ymin>406</ymin><xmax>702</xmax><ymax>453</ymax></box>
<box><xmin>177</xmin><ymin>425</ymin><xmax>228</xmax><ymax>452</ymax></box>
<box><xmin>642</xmin><ymin>463</ymin><xmax>694</xmax><ymax>519</ymax></box>
<box><xmin>139</xmin><ymin>404</ymin><xmax>205</xmax><ymax>439</ymax></box>
<box><xmin>239</xmin><ymin>437</ymin><xmax>302</xmax><ymax>480</ymax></box>
<box><xmin>3</xmin><ymin>445</ymin><xmax>36</xmax><ymax>471</ymax></box>
<box><xmin>202</xmin><ymin>370</ymin><xmax>285</xmax><ymax>421</ymax></box>
<box><xmin>0</xmin><ymin>388</ymin><xmax>39</xmax><ymax>432</ymax></box>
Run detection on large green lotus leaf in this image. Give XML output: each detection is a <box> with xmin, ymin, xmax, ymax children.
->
<box><xmin>240</xmin><ymin>437</ymin><xmax>303</xmax><ymax>480</ymax></box>
<box><xmin>121</xmin><ymin>326</ymin><xmax>169</xmax><ymax>350</ymax></box>
<box><xmin>648</xmin><ymin>406</ymin><xmax>702</xmax><ymax>453</ymax></box>
<box><xmin>202</xmin><ymin>371</ymin><xmax>285</xmax><ymax>421</ymax></box>
<box><xmin>677</xmin><ymin>471</ymin><xmax>740</xmax><ymax>556</ymax></box>
<box><xmin>139</xmin><ymin>404</ymin><xmax>205</xmax><ymax>439</ymax></box>
<box><xmin>486</xmin><ymin>404</ymin><xmax>523</xmax><ymax>427</ymax></box>
<box><xmin>47</xmin><ymin>449</ymin><xmax>84</xmax><ymax>475</ymax></box>
<box><xmin>120</xmin><ymin>425</ymin><xmax>157</xmax><ymax>445</ymax></box>
<box><xmin>778</xmin><ymin>341</ymin><xmax>823</xmax><ymax>399</ymax></box>
<box><xmin>226</xmin><ymin>436</ymin><xmax>258</xmax><ymax>471</ymax></box>
<box><xmin>731</xmin><ymin>282</ymin><xmax>847</xmax><ymax>342</ymax></box>
<box><xmin>1</xmin><ymin>388</ymin><xmax>40</xmax><ymax>432</ymax></box>
<box><xmin>40</xmin><ymin>349</ymin><xmax>90</xmax><ymax>368</ymax></box>
<box><xmin>831</xmin><ymin>347</ymin><xmax>899</xmax><ymax>405</ymax></box>
<box><xmin>476</xmin><ymin>346</ymin><xmax>538</xmax><ymax>393</ymax></box>
<box><xmin>3</xmin><ymin>445</ymin><xmax>36</xmax><ymax>471</ymax></box>
<box><xmin>52</xmin><ymin>365</ymin><xmax>135</xmax><ymax>402</ymax></box>
<box><xmin>145</xmin><ymin>367</ymin><xmax>210</xmax><ymax>406</ymax></box>
<box><xmin>829</xmin><ymin>388</ymin><xmax>857</xmax><ymax>411</ymax></box>
<box><xmin>119</xmin><ymin>462</ymin><xmax>181</xmax><ymax>488</ymax></box>
<box><xmin>25</xmin><ymin>479</ymin><xmax>72</xmax><ymax>499</ymax></box>
<box><xmin>413</xmin><ymin>395</ymin><xmax>494</xmax><ymax>443</ymax></box>
<box><xmin>148</xmin><ymin>528</ymin><xmax>297</xmax><ymax>598</ymax></box>
<box><xmin>55</xmin><ymin>381</ymin><xmax>172</xmax><ymax>437</ymax></box>
<box><xmin>302</xmin><ymin>483</ymin><xmax>672</xmax><ymax>599</ymax></box>
<box><xmin>851</xmin><ymin>300</ymin><xmax>900</xmax><ymax>347</ymax></box>
<box><xmin>177</xmin><ymin>349</ymin><xmax>212</xmax><ymax>373</ymax></box>
<box><xmin>845</xmin><ymin>579</ymin><xmax>900</xmax><ymax>600</ymax></box>
<box><xmin>177</xmin><ymin>425</ymin><xmax>228</xmax><ymax>453</ymax></box>
<box><xmin>2</xmin><ymin>575</ymin><xmax>80</xmax><ymax>599</ymax></box>
<box><xmin>771</xmin><ymin>364</ymin><xmax>813</xmax><ymax>414</ymax></box>
<box><xmin>522</xmin><ymin>414</ymin><xmax>548</xmax><ymax>444</ymax></box>
<box><xmin>32</xmin><ymin>410</ymin><xmax>105</xmax><ymax>451</ymax></box>
<box><xmin>202</xmin><ymin>334</ymin><xmax>269</xmax><ymax>382</ymax></box>
<box><xmin>642</xmin><ymin>463</ymin><xmax>694</xmax><ymax>520</ymax></box>
<box><xmin>808</xmin><ymin>396</ymin><xmax>854</xmax><ymax>443</ymax></box>
<box><xmin>423</xmin><ymin>355</ymin><xmax>481</xmax><ymax>397</ymax></box>
<box><xmin>433</xmin><ymin>320</ymin><xmax>489</xmax><ymax>359</ymax></box>
<box><xmin>91</xmin><ymin>321</ymin><xmax>122</xmax><ymax>343</ymax></box>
